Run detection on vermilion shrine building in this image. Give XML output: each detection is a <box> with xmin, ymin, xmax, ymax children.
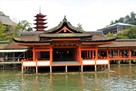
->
<box><xmin>13</xmin><ymin>13</ymin><xmax>136</xmax><ymax>74</ymax></box>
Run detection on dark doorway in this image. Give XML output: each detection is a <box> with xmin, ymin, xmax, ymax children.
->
<box><xmin>53</xmin><ymin>48</ymin><xmax>76</xmax><ymax>61</ymax></box>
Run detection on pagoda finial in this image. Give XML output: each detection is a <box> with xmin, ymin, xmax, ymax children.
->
<box><xmin>39</xmin><ymin>6</ymin><xmax>41</xmax><ymax>14</ymax></box>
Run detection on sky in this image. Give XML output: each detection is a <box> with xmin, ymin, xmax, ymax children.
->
<box><xmin>0</xmin><ymin>0</ymin><xmax>136</xmax><ymax>31</ymax></box>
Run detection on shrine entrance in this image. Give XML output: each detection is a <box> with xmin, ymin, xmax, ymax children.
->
<box><xmin>53</xmin><ymin>48</ymin><xmax>76</xmax><ymax>62</ymax></box>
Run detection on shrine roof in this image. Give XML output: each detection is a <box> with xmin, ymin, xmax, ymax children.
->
<box><xmin>40</xmin><ymin>33</ymin><xmax>92</xmax><ymax>38</ymax></box>
<box><xmin>13</xmin><ymin>34</ymin><xmax>51</xmax><ymax>43</ymax></box>
<box><xmin>99</xmin><ymin>39</ymin><xmax>136</xmax><ymax>48</ymax></box>
<box><xmin>47</xmin><ymin>16</ymin><xmax>85</xmax><ymax>33</ymax></box>
<box><xmin>4</xmin><ymin>42</ymin><xmax>28</xmax><ymax>49</ymax></box>
<box><xmin>0</xmin><ymin>41</ymin><xmax>10</xmax><ymax>49</ymax></box>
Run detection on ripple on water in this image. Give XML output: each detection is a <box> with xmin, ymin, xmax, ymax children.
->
<box><xmin>0</xmin><ymin>65</ymin><xmax>136</xmax><ymax>91</ymax></box>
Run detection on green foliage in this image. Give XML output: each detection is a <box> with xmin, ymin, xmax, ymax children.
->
<box><xmin>127</xmin><ymin>26</ymin><xmax>136</xmax><ymax>39</ymax></box>
<box><xmin>0</xmin><ymin>23</ymin><xmax>8</xmax><ymax>40</ymax></box>
<box><xmin>15</xmin><ymin>20</ymin><xmax>32</xmax><ymax>32</ymax></box>
<box><xmin>0</xmin><ymin>20</ymin><xmax>32</xmax><ymax>41</ymax></box>
<box><xmin>117</xmin><ymin>29</ymin><xmax>129</xmax><ymax>39</ymax></box>
<box><xmin>110</xmin><ymin>11</ymin><xmax>136</xmax><ymax>25</ymax></box>
<box><xmin>116</xmin><ymin>26</ymin><xmax>136</xmax><ymax>39</ymax></box>
<box><xmin>106</xmin><ymin>33</ymin><xmax>114</xmax><ymax>38</ymax></box>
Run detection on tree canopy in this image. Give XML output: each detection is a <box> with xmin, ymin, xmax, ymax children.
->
<box><xmin>15</xmin><ymin>20</ymin><xmax>32</xmax><ymax>32</ymax></box>
<box><xmin>0</xmin><ymin>20</ymin><xmax>32</xmax><ymax>41</ymax></box>
<box><xmin>106</xmin><ymin>26</ymin><xmax>136</xmax><ymax>39</ymax></box>
<box><xmin>110</xmin><ymin>11</ymin><xmax>136</xmax><ymax>25</ymax></box>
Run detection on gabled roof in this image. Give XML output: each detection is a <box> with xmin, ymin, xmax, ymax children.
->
<box><xmin>0</xmin><ymin>14</ymin><xmax>16</xmax><ymax>26</ymax></box>
<box><xmin>47</xmin><ymin>16</ymin><xmax>85</xmax><ymax>33</ymax></box>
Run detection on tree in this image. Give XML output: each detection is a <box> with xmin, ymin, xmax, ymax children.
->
<box><xmin>0</xmin><ymin>23</ymin><xmax>7</xmax><ymax>40</ymax></box>
<box><xmin>106</xmin><ymin>33</ymin><xmax>114</xmax><ymax>38</ymax></box>
<box><xmin>127</xmin><ymin>26</ymin><xmax>136</xmax><ymax>39</ymax></box>
<box><xmin>117</xmin><ymin>29</ymin><xmax>129</xmax><ymax>39</ymax></box>
<box><xmin>116</xmin><ymin>26</ymin><xmax>136</xmax><ymax>39</ymax></box>
<box><xmin>15</xmin><ymin>20</ymin><xmax>32</xmax><ymax>32</ymax></box>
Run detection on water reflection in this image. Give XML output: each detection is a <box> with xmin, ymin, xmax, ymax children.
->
<box><xmin>0</xmin><ymin>65</ymin><xmax>136</xmax><ymax>91</ymax></box>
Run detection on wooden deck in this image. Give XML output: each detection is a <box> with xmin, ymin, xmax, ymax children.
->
<box><xmin>0</xmin><ymin>62</ymin><xmax>21</xmax><ymax>65</ymax></box>
<box><xmin>52</xmin><ymin>61</ymin><xmax>81</xmax><ymax>66</ymax></box>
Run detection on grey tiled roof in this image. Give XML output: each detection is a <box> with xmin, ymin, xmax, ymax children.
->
<box><xmin>0</xmin><ymin>15</ymin><xmax>16</xmax><ymax>25</ymax></box>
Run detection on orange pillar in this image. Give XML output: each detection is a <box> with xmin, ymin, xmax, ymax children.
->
<box><xmin>95</xmin><ymin>48</ymin><xmax>98</xmax><ymax>72</ymax></box>
<box><xmin>107</xmin><ymin>49</ymin><xmax>110</xmax><ymax>71</ymax></box>
<box><xmin>129</xmin><ymin>49</ymin><xmax>131</xmax><ymax>58</ymax></box>
<box><xmin>50</xmin><ymin>46</ymin><xmax>53</xmax><ymax>74</ymax></box>
<box><xmin>118</xmin><ymin>50</ymin><xmax>120</xmax><ymax>64</ymax></box>
<box><xmin>33</xmin><ymin>47</ymin><xmax>36</xmax><ymax>61</ymax></box>
<box><xmin>78</xmin><ymin>46</ymin><xmax>82</xmax><ymax>64</ymax></box>
<box><xmin>50</xmin><ymin>46</ymin><xmax>53</xmax><ymax>64</ymax></box>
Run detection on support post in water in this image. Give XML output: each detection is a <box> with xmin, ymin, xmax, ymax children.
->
<box><xmin>65</xmin><ymin>66</ymin><xmax>68</xmax><ymax>73</ymax></box>
<box><xmin>50</xmin><ymin>66</ymin><xmax>52</xmax><ymax>74</ymax></box>
<box><xmin>81</xmin><ymin>65</ymin><xmax>83</xmax><ymax>72</ymax></box>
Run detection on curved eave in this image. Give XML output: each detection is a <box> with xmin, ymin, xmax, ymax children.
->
<box><xmin>40</xmin><ymin>33</ymin><xmax>92</xmax><ymax>38</ymax></box>
<box><xmin>81</xmin><ymin>37</ymin><xmax>117</xmax><ymax>42</ymax></box>
<box><xmin>13</xmin><ymin>38</ymin><xmax>52</xmax><ymax>43</ymax></box>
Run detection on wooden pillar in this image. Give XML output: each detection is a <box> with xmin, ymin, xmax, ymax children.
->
<box><xmin>95</xmin><ymin>48</ymin><xmax>98</xmax><ymax>72</ymax></box>
<box><xmin>36</xmin><ymin>59</ymin><xmax>38</xmax><ymax>74</ymax></box>
<box><xmin>128</xmin><ymin>49</ymin><xmax>131</xmax><ymax>58</ymax></box>
<box><xmin>79</xmin><ymin>46</ymin><xmax>83</xmax><ymax>72</ymax></box>
<box><xmin>118</xmin><ymin>50</ymin><xmax>120</xmax><ymax>58</ymax></box>
<box><xmin>81</xmin><ymin>65</ymin><xmax>83</xmax><ymax>72</ymax></box>
<box><xmin>33</xmin><ymin>47</ymin><xmax>36</xmax><ymax>61</ymax></box>
<box><xmin>50</xmin><ymin>46</ymin><xmax>53</xmax><ymax>64</ymax></box>
<box><xmin>78</xmin><ymin>46</ymin><xmax>82</xmax><ymax>64</ymax></box>
<box><xmin>22</xmin><ymin>65</ymin><xmax>24</xmax><ymax>74</ymax></box>
<box><xmin>21</xmin><ymin>60</ymin><xmax>24</xmax><ymax>74</ymax></box>
<box><xmin>118</xmin><ymin>50</ymin><xmax>120</xmax><ymax>65</ymax></box>
<box><xmin>36</xmin><ymin>66</ymin><xmax>38</xmax><ymax>74</ymax></box>
<box><xmin>50</xmin><ymin>46</ymin><xmax>53</xmax><ymax>74</ymax></box>
<box><xmin>129</xmin><ymin>49</ymin><xmax>131</xmax><ymax>65</ymax></box>
<box><xmin>50</xmin><ymin>66</ymin><xmax>52</xmax><ymax>74</ymax></box>
<box><xmin>107</xmin><ymin>50</ymin><xmax>110</xmax><ymax>71</ymax></box>
<box><xmin>65</xmin><ymin>66</ymin><xmax>68</xmax><ymax>73</ymax></box>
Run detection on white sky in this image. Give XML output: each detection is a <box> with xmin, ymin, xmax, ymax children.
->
<box><xmin>0</xmin><ymin>0</ymin><xmax>136</xmax><ymax>31</ymax></box>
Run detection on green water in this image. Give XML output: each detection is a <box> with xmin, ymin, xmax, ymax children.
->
<box><xmin>0</xmin><ymin>65</ymin><xmax>136</xmax><ymax>91</ymax></box>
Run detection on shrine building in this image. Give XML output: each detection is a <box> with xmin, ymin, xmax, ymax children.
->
<box><xmin>13</xmin><ymin>13</ymin><xmax>136</xmax><ymax>74</ymax></box>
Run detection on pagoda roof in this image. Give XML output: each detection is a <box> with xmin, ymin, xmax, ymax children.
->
<box><xmin>47</xmin><ymin>16</ymin><xmax>85</xmax><ymax>33</ymax></box>
<box><xmin>34</xmin><ymin>13</ymin><xmax>46</xmax><ymax>17</ymax></box>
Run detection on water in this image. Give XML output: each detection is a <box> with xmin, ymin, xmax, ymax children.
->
<box><xmin>0</xmin><ymin>65</ymin><xmax>136</xmax><ymax>91</ymax></box>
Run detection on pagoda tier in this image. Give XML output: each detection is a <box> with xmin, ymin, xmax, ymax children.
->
<box><xmin>34</xmin><ymin>13</ymin><xmax>48</xmax><ymax>31</ymax></box>
<box><xmin>34</xmin><ymin>22</ymin><xmax>47</xmax><ymax>24</ymax></box>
